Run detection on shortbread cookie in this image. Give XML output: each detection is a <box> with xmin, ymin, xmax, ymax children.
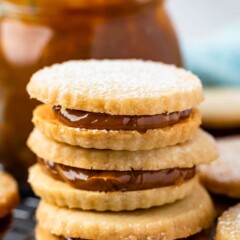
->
<box><xmin>36</xmin><ymin>226</ymin><xmax>57</xmax><ymax>240</ymax></box>
<box><xmin>201</xmin><ymin>88</ymin><xmax>240</xmax><ymax>128</ymax></box>
<box><xmin>28</xmin><ymin>128</ymin><xmax>218</xmax><ymax>171</ymax></box>
<box><xmin>27</xmin><ymin>60</ymin><xmax>203</xmax><ymax>115</ymax></box>
<box><xmin>33</xmin><ymin>104</ymin><xmax>201</xmax><ymax>150</ymax></box>
<box><xmin>35</xmin><ymin>227</ymin><xmax>215</xmax><ymax>240</ymax></box>
<box><xmin>215</xmin><ymin>204</ymin><xmax>240</xmax><ymax>240</ymax></box>
<box><xmin>0</xmin><ymin>172</ymin><xmax>19</xmax><ymax>219</ymax></box>
<box><xmin>28</xmin><ymin>60</ymin><xmax>203</xmax><ymax>150</ymax></box>
<box><xmin>199</xmin><ymin>136</ymin><xmax>240</xmax><ymax>198</ymax></box>
<box><xmin>36</xmin><ymin>226</ymin><xmax>215</xmax><ymax>240</ymax></box>
<box><xmin>29</xmin><ymin>164</ymin><xmax>198</xmax><ymax>211</ymax></box>
<box><xmin>36</xmin><ymin>184</ymin><xmax>215</xmax><ymax>239</ymax></box>
<box><xmin>36</xmin><ymin>227</ymin><xmax>215</xmax><ymax>240</ymax></box>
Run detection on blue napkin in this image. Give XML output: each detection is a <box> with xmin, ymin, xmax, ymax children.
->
<box><xmin>183</xmin><ymin>22</ymin><xmax>240</xmax><ymax>87</ymax></box>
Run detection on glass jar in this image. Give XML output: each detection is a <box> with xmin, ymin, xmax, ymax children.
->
<box><xmin>0</xmin><ymin>0</ymin><xmax>182</xmax><ymax>190</ymax></box>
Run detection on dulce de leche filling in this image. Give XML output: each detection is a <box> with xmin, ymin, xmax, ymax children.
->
<box><xmin>53</xmin><ymin>106</ymin><xmax>192</xmax><ymax>131</ymax></box>
<box><xmin>38</xmin><ymin>158</ymin><xmax>195</xmax><ymax>192</ymax></box>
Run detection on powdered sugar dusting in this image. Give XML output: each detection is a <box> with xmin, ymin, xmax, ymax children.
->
<box><xmin>199</xmin><ymin>137</ymin><xmax>240</xmax><ymax>183</ymax></box>
<box><xmin>218</xmin><ymin>204</ymin><xmax>240</xmax><ymax>239</ymax></box>
<box><xmin>28</xmin><ymin>60</ymin><xmax>203</xmax><ymax>114</ymax></box>
<box><xmin>32</xmin><ymin>60</ymin><xmax>199</xmax><ymax>97</ymax></box>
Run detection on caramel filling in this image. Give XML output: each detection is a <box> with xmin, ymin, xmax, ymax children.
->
<box><xmin>53</xmin><ymin>106</ymin><xmax>192</xmax><ymax>131</ymax></box>
<box><xmin>38</xmin><ymin>158</ymin><xmax>195</xmax><ymax>192</ymax></box>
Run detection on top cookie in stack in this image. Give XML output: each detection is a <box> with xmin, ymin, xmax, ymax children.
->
<box><xmin>27</xmin><ymin>60</ymin><xmax>203</xmax><ymax>151</ymax></box>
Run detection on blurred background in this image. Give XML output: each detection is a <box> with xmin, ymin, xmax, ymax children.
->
<box><xmin>168</xmin><ymin>0</ymin><xmax>240</xmax><ymax>44</ymax></box>
<box><xmin>168</xmin><ymin>0</ymin><xmax>240</xmax><ymax>86</ymax></box>
<box><xmin>0</xmin><ymin>0</ymin><xmax>240</xmax><ymax>239</ymax></box>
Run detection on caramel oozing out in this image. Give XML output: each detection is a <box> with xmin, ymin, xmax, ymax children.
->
<box><xmin>38</xmin><ymin>158</ymin><xmax>195</xmax><ymax>192</ymax></box>
<box><xmin>53</xmin><ymin>106</ymin><xmax>192</xmax><ymax>131</ymax></box>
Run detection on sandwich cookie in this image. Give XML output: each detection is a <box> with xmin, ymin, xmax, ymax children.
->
<box><xmin>201</xmin><ymin>88</ymin><xmax>240</xmax><ymax>129</ymax></box>
<box><xmin>27</xmin><ymin>60</ymin><xmax>203</xmax><ymax>150</ymax></box>
<box><xmin>199</xmin><ymin>136</ymin><xmax>240</xmax><ymax>198</ymax></box>
<box><xmin>36</xmin><ymin>184</ymin><xmax>215</xmax><ymax>240</ymax></box>
<box><xmin>28</xmin><ymin>129</ymin><xmax>218</xmax><ymax>211</ymax></box>
<box><xmin>215</xmin><ymin>204</ymin><xmax>240</xmax><ymax>240</ymax></box>
<box><xmin>0</xmin><ymin>172</ymin><xmax>19</xmax><ymax>238</ymax></box>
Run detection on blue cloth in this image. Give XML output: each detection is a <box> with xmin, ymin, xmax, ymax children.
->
<box><xmin>183</xmin><ymin>22</ymin><xmax>240</xmax><ymax>87</ymax></box>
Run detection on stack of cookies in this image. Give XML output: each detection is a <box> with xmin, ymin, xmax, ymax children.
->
<box><xmin>26</xmin><ymin>60</ymin><xmax>218</xmax><ymax>239</ymax></box>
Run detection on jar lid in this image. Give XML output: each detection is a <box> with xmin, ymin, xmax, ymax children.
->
<box><xmin>3</xmin><ymin>0</ymin><xmax>154</xmax><ymax>9</ymax></box>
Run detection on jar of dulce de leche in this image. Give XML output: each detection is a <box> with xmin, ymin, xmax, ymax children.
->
<box><xmin>0</xmin><ymin>0</ymin><xmax>182</xmax><ymax>190</ymax></box>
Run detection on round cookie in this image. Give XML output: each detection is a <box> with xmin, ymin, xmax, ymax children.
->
<box><xmin>36</xmin><ymin>184</ymin><xmax>215</xmax><ymax>240</ymax></box>
<box><xmin>28</xmin><ymin>60</ymin><xmax>203</xmax><ymax>150</ymax></box>
<box><xmin>27</xmin><ymin>128</ymin><xmax>218</xmax><ymax>171</ymax></box>
<box><xmin>199</xmin><ymin>136</ymin><xmax>240</xmax><ymax>198</ymax></box>
<box><xmin>27</xmin><ymin>60</ymin><xmax>203</xmax><ymax>115</ymax></box>
<box><xmin>33</xmin><ymin>104</ymin><xmax>201</xmax><ymax>150</ymax></box>
<box><xmin>36</xmin><ymin>226</ymin><xmax>58</xmax><ymax>240</ymax></box>
<box><xmin>201</xmin><ymin>88</ymin><xmax>240</xmax><ymax>128</ymax></box>
<box><xmin>29</xmin><ymin>164</ymin><xmax>198</xmax><ymax>211</ymax></box>
<box><xmin>35</xmin><ymin>227</ymin><xmax>215</xmax><ymax>240</ymax></box>
<box><xmin>0</xmin><ymin>172</ymin><xmax>19</xmax><ymax>219</ymax></box>
<box><xmin>215</xmin><ymin>204</ymin><xmax>240</xmax><ymax>240</ymax></box>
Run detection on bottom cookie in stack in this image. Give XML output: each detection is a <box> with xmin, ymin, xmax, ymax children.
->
<box><xmin>35</xmin><ymin>184</ymin><xmax>215</xmax><ymax>240</ymax></box>
<box><xmin>0</xmin><ymin>172</ymin><xmax>19</xmax><ymax>239</ymax></box>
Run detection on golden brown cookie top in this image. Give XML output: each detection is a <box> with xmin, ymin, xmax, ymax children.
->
<box><xmin>27</xmin><ymin>60</ymin><xmax>203</xmax><ymax>115</ymax></box>
<box><xmin>0</xmin><ymin>172</ymin><xmax>19</xmax><ymax>218</ymax></box>
<box><xmin>215</xmin><ymin>204</ymin><xmax>240</xmax><ymax>240</ymax></box>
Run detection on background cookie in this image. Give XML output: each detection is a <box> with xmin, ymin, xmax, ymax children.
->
<box><xmin>27</xmin><ymin>60</ymin><xmax>203</xmax><ymax>115</ymax></box>
<box><xmin>199</xmin><ymin>136</ymin><xmax>240</xmax><ymax>198</ymax></box>
<box><xmin>0</xmin><ymin>172</ymin><xmax>19</xmax><ymax>218</ymax></box>
<box><xmin>36</xmin><ymin>184</ymin><xmax>215</xmax><ymax>239</ymax></box>
<box><xmin>29</xmin><ymin>164</ymin><xmax>198</xmax><ymax>211</ymax></box>
<box><xmin>28</xmin><ymin>128</ymin><xmax>218</xmax><ymax>171</ymax></box>
<box><xmin>201</xmin><ymin>88</ymin><xmax>240</xmax><ymax>128</ymax></box>
<box><xmin>215</xmin><ymin>204</ymin><xmax>240</xmax><ymax>240</ymax></box>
